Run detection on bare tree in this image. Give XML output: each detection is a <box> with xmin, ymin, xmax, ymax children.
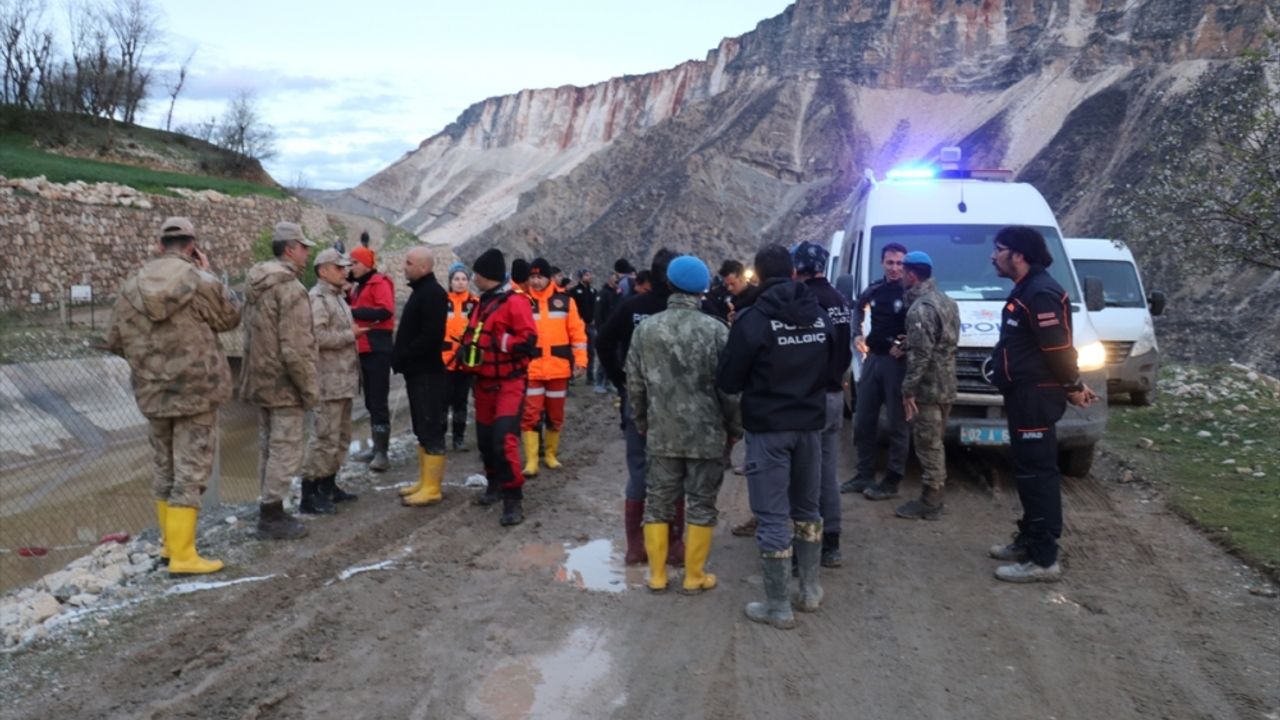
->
<box><xmin>102</xmin><ymin>0</ymin><xmax>159</xmax><ymax>124</ymax></box>
<box><xmin>163</xmin><ymin>47</ymin><xmax>192</xmax><ymax>131</ymax></box>
<box><xmin>1</xmin><ymin>0</ymin><xmax>52</xmax><ymax>108</ymax></box>
<box><xmin>217</xmin><ymin>90</ymin><xmax>276</xmax><ymax>162</ymax></box>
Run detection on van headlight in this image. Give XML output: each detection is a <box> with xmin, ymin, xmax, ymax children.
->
<box><xmin>1131</xmin><ymin>319</ymin><xmax>1158</xmax><ymax>357</ymax></box>
<box><xmin>1077</xmin><ymin>341</ymin><xmax>1106</xmax><ymax>372</ymax></box>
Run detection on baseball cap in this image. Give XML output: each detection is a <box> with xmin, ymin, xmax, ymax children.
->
<box><xmin>314</xmin><ymin>248</ymin><xmax>351</xmax><ymax>267</ymax></box>
<box><xmin>791</xmin><ymin>241</ymin><xmax>829</xmax><ymax>276</ymax></box>
<box><xmin>272</xmin><ymin>222</ymin><xmax>315</xmax><ymax>247</ymax></box>
<box><xmin>160</xmin><ymin>216</ymin><xmax>195</xmax><ymax>239</ymax></box>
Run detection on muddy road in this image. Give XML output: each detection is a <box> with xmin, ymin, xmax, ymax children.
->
<box><xmin>2</xmin><ymin>391</ymin><xmax>1277</xmax><ymax>719</ymax></box>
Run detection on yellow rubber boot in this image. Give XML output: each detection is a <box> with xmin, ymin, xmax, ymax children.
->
<box><xmin>399</xmin><ymin>447</ymin><xmax>428</xmax><ymax>496</ymax></box>
<box><xmin>682</xmin><ymin>524</ymin><xmax>717</xmax><ymax>594</ymax></box>
<box><xmin>644</xmin><ymin>523</ymin><xmax>669</xmax><ymax>592</ymax></box>
<box><xmin>155</xmin><ymin>500</ymin><xmax>170</xmax><ymax>561</ymax></box>
<box><xmin>166</xmin><ymin>506</ymin><xmax>223</xmax><ymax>575</ymax></box>
<box><xmin>403</xmin><ymin>454</ymin><xmax>445</xmax><ymax>506</ymax></box>
<box><xmin>543</xmin><ymin>430</ymin><xmax>563</xmax><ymax>469</ymax></box>
<box><xmin>521</xmin><ymin>431</ymin><xmax>540</xmax><ymax>477</ymax></box>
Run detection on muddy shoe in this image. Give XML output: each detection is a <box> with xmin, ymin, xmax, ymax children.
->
<box><xmin>730</xmin><ymin>516</ymin><xmax>758</xmax><ymax>538</ymax></box>
<box><xmin>989</xmin><ymin>534</ymin><xmax>1029</xmax><ymax>562</ymax></box>
<box><xmin>299</xmin><ymin>480</ymin><xmax>336</xmax><ymax>515</ymax></box>
<box><xmin>499</xmin><ymin>493</ymin><xmax>524</xmax><ymax>527</ymax></box>
<box><xmin>323</xmin><ymin>475</ymin><xmax>359</xmax><ymax>503</ymax></box>
<box><xmin>745</xmin><ymin>556</ymin><xmax>796</xmax><ymax>630</ymax></box>
<box><xmin>840</xmin><ymin>475</ymin><xmax>872</xmax><ymax>494</ymax></box>
<box><xmin>863</xmin><ymin>472</ymin><xmax>902</xmax><ymax>501</ymax></box>
<box><xmin>256</xmin><ymin>501</ymin><xmax>308</xmax><ymax>540</ymax></box>
<box><xmin>452</xmin><ymin>436</ymin><xmax>466</xmax><ymax>452</ymax></box>
<box><xmin>820</xmin><ymin>532</ymin><xmax>842</xmax><ymax>568</ymax></box>
<box><xmin>473</xmin><ymin>479</ymin><xmax>500</xmax><ymax>507</ymax></box>
<box><xmin>995</xmin><ymin>561</ymin><xmax>1062</xmax><ymax>583</ymax></box>
<box><xmin>791</xmin><ymin>539</ymin><xmax>824</xmax><ymax>613</ymax></box>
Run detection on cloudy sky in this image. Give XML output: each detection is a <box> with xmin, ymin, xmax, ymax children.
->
<box><xmin>134</xmin><ymin>1</ymin><xmax>793</xmax><ymax>190</ymax></box>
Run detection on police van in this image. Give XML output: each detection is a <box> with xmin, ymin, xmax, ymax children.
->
<box><xmin>834</xmin><ymin>149</ymin><xmax>1109</xmax><ymax>476</ymax></box>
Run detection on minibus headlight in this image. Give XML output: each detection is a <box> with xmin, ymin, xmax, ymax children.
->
<box><xmin>1077</xmin><ymin>341</ymin><xmax>1106</xmax><ymax>372</ymax></box>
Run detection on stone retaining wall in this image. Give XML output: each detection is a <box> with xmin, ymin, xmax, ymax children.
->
<box><xmin>0</xmin><ymin>176</ymin><xmax>331</xmax><ymax>310</ymax></box>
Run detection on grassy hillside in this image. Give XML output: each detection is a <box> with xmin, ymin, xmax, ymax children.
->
<box><xmin>0</xmin><ymin>106</ymin><xmax>288</xmax><ymax>199</ymax></box>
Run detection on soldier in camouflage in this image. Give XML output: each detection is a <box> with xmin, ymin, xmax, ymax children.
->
<box><xmin>895</xmin><ymin>251</ymin><xmax>960</xmax><ymax>520</ymax></box>
<box><xmin>300</xmin><ymin>248</ymin><xmax>361</xmax><ymax>515</ymax></box>
<box><xmin>240</xmin><ymin>222</ymin><xmax>320</xmax><ymax>540</ymax></box>
<box><xmin>626</xmin><ymin>256</ymin><xmax>742</xmax><ymax>594</ymax></box>
<box><xmin>107</xmin><ymin>216</ymin><xmax>241</xmax><ymax>575</ymax></box>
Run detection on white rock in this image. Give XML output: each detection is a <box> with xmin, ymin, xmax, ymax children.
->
<box><xmin>129</xmin><ymin>552</ymin><xmax>151</xmax><ymax>565</ymax></box>
<box><xmin>1196</xmin><ymin>430</ymin><xmax>1213</xmax><ymax>438</ymax></box>
<box><xmin>1222</xmin><ymin>458</ymin><xmax>1236</xmax><ymax>465</ymax></box>
<box><xmin>1120</xmin><ymin>470</ymin><xmax>1135</xmax><ymax>483</ymax></box>
<box><xmin>1233</xmin><ymin>404</ymin><xmax>1249</xmax><ymax>413</ymax></box>
<box><xmin>1235</xmin><ymin>466</ymin><xmax>1253</xmax><ymax>475</ymax></box>
<box><xmin>121</xmin><ymin>561</ymin><xmax>152</xmax><ymax>578</ymax></box>
<box><xmin>1136</xmin><ymin>437</ymin><xmax>1155</xmax><ymax>450</ymax></box>
<box><xmin>225</xmin><ymin>515</ymin><xmax>239</xmax><ymax>525</ymax></box>
<box><xmin>27</xmin><ymin>593</ymin><xmax>62</xmax><ymax>623</ymax></box>
<box><xmin>20</xmin><ymin>624</ymin><xmax>48</xmax><ymax>645</ymax></box>
<box><xmin>68</xmin><ymin>593</ymin><xmax>98</xmax><ymax>607</ymax></box>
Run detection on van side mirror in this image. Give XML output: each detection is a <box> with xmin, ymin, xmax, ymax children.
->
<box><xmin>1148</xmin><ymin>290</ymin><xmax>1166</xmax><ymax>316</ymax></box>
<box><xmin>1084</xmin><ymin>276</ymin><xmax>1105</xmax><ymax>312</ymax></box>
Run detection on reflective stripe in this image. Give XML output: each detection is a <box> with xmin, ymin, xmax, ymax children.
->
<box><xmin>500</xmin><ymin>333</ymin><xmax>511</xmax><ymax>352</ymax></box>
<box><xmin>545</xmin><ymin>390</ymin><xmax>567</xmax><ymax>398</ymax></box>
<box><xmin>571</xmin><ymin>343</ymin><xmax>587</xmax><ymax>349</ymax></box>
<box><xmin>547</xmin><ymin>311</ymin><xmax>568</xmax><ymax>318</ymax></box>
<box><xmin>526</xmin><ymin>386</ymin><xmax>547</xmax><ymax>396</ymax></box>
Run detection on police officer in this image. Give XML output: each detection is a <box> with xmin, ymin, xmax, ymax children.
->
<box><xmin>894</xmin><ymin>251</ymin><xmax>960</xmax><ymax>521</ymax></box>
<box><xmin>987</xmin><ymin>227</ymin><xmax>1097</xmax><ymax>582</ymax></box>
<box><xmin>717</xmin><ymin>244</ymin><xmax>835</xmax><ymax>630</ymax></box>
<box><xmin>107</xmin><ymin>217</ymin><xmax>241</xmax><ymax>574</ymax></box>
<box><xmin>843</xmin><ymin>242</ymin><xmax>912</xmax><ymax>499</ymax></box>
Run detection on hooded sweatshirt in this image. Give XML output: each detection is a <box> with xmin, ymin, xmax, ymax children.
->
<box><xmin>716</xmin><ymin>278</ymin><xmax>832</xmax><ymax>433</ymax></box>
<box><xmin>238</xmin><ymin>259</ymin><xmax>320</xmax><ymax>408</ymax></box>
<box><xmin>106</xmin><ymin>252</ymin><xmax>241</xmax><ymax>418</ymax></box>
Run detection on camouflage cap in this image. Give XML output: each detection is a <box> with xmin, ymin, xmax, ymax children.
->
<box><xmin>160</xmin><ymin>216</ymin><xmax>195</xmax><ymax>239</ymax></box>
<box><xmin>272</xmin><ymin>221</ymin><xmax>316</xmax><ymax>247</ymax></box>
<box><xmin>314</xmin><ymin>248</ymin><xmax>352</xmax><ymax>268</ymax></box>
<box><xmin>791</xmin><ymin>241</ymin><xmax>829</xmax><ymax>276</ymax></box>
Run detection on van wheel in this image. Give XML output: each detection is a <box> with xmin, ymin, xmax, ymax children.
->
<box><xmin>1130</xmin><ymin>391</ymin><xmax>1152</xmax><ymax>407</ymax></box>
<box><xmin>1058</xmin><ymin>445</ymin><xmax>1096</xmax><ymax>478</ymax></box>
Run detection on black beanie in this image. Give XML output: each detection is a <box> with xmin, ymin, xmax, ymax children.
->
<box><xmin>530</xmin><ymin>257</ymin><xmax>552</xmax><ymax>278</ymax></box>
<box><xmin>473</xmin><ymin>248</ymin><xmax>506</xmax><ymax>282</ymax></box>
<box><xmin>511</xmin><ymin>258</ymin><xmax>531</xmax><ymax>284</ymax></box>
<box><xmin>614</xmin><ymin>258</ymin><xmax>635</xmax><ymax>274</ymax></box>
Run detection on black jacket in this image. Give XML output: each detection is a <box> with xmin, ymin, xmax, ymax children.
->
<box><xmin>853</xmin><ymin>278</ymin><xmax>906</xmax><ymax>355</ymax></box>
<box><xmin>596</xmin><ymin>287</ymin><xmax>670</xmax><ymax>389</ymax></box>
<box><xmin>990</xmin><ymin>265</ymin><xmax>1079</xmax><ymax>391</ymax></box>
<box><xmin>568</xmin><ymin>283</ymin><xmax>598</xmax><ymax>326</ymax></box>
<box><xmin>594</xmin><ymin>282</ymin><xmax>623</xmax><ymax>326</ymax></box>
<box><xmin>391</xmin><ymin>273</ymin><xmax>448</xmax><ymax>376</ymax></box>
<box><xmin>806</xmin><ymin>277</ymin><xmax>853</xmax><ymax>393</ymax></box>
<box><xmin>717</xmin><ymin>279</ymin><xmax>831</xmax><ymax>433</ymax></box>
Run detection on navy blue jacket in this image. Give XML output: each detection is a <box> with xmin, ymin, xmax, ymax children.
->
<box><xmin>990</xmin><ymin>265</ymin><xmax>1079</xmax><ymax>391</ymax></box>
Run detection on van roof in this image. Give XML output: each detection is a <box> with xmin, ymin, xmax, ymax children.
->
<box><xmin>866</xmin><ymin>180</ymin><xmax>1060</xmax><ymax>228</ymax></box>
<box><xmin>1063</xmin><ymin>237</ymin><xmax>1136</xmax><ymax>262</ymax></box>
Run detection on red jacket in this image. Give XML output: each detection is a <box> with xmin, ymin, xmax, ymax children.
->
<box><xmin>348</xmin><ymin>272</ymin><xmax>395</xmax><ymax>354</ymax></box>
<box><xmin>457</xmin><ymin>288</ymin><xmax>538</xmax><ymax>379</ymax></box>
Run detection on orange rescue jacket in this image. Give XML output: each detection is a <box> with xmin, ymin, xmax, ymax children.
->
<box><xmin>443</xmin><ymin>289</ymin><xmax>479</xmax><ymax>367</ymax></box>
<box><xmin>527</xmin><ymin>283</ymin><xmax>588</xmax><ymax>381</ymax></box>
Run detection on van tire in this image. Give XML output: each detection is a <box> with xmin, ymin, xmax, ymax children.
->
<box><xmin>1130</xmin><ymin>391</ymin><xmax>1152</xmax><ymax>407</ymax></box>
<box><xmin>1058</xmin><ymin>445</ymin><xmax>1095</xmax><ymax>478</ymax></box>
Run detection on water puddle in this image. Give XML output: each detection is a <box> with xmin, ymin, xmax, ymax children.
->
<box><xmin>466</xmin><ymin>626</ymin><xmax>626</xmax><ymax>719</ymax></box>
<box><xmin>555</xmin><ymin>539</ymin><xmax>626</xmax><ymax>594</ymax></box>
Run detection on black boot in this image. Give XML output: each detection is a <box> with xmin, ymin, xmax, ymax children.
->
<box><xmin>500</xmin><ymin>489</ymin><xmax>524</xmax><ymax>527</ymax></box>
<box><xmin>840</xmin><ymin>474</ymin><xmax>873</xmax><ymax>494</ymax></box>
<box><xmin>368</xmin><ymin>425</ymin><xmax>391</xmax><ymax>472</ymax></box>
<box><xmin>863</xmin><ymin>471</ymin><xmax>902</xmax><ymax>500</ymax></box>
<box><xmin>256</xmin><ymin>501</ymin><xmax>308</xmax><ymax>540</ymax></box>
<box><xmin>321</xmin><ymin>474</ymin><xmax>358</xmax><ymax>503</ymax></box>
<box><xmin>821</xmin><ymin>532</ymin><xmax>842</xmax><ymax>568</ymax></box>
<box><xmin>895</xmin><ymin>484</ymin><xmax>944</xmax><ymax>520</ymax></box>
<box><xmin>473</xmin><ymin>478</ymin><xmax>500</xmax><ymax>506</ymax></box>
<box><xmin>299</xmin><ymin>479</ymin><xmax>336</xmax><ymax>515</ymax></box>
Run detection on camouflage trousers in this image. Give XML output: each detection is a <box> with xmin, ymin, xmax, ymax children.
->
<box><xmin>643</xmin><ymin>455</ymin><xmax>725</xmax><ymax>527</ymax></box>
<box><xmin>303</xmin><ymin>398</ymin><xmax>352</xmax><ymax>479</ymax></box>
<box><xmin>257</xmin><ymin>406</ymin><xmax>305</xmax><ymax>504</ymax></box>
<box><xmin>911</xmin><ymin>403</ymin><xmax>950</xmax><ymax>490</ymax></box>
<box><xmin>148</xmin><ymin>410</ymin><xmax>216</xmax><ymax>509</ymax></box>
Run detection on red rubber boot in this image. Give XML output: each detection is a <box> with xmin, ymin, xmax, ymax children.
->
<box><xmin>624</xmin><ymin>499</ymin><xmax>647</xmax><ymax>565</ymax></box>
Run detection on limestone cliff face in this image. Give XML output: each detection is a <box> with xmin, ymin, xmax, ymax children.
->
<box><xmin>331</xmin><ymin>0</ymin><xmax>1277</xmax><ymax>370</ymax></box>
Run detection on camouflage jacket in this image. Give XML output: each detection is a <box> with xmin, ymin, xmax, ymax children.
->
<box><xmin>309</xmin><ymin>280</ymin><xmax>359</xmax><ymax>400</ymax></box>
<box><xmin>626</xmin><ymin>293</ymin><xmax>742</xmax><ymax>459</ymax></box>
<box><xmin>106</xmin><ymin>252</ymin><xmax>241</xmax><ymax>418</ymax></box>
<box><xmin>238</xmin><ymin>259</ymin><xmax>320</xmax><ymax>408</ymax></box>
<box><xmin>902</xmin><ymin>278</ymin><xmax>960</xmax><ymax>405</ymax></box>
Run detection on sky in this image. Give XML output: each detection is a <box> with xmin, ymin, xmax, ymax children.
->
<box><xmin>131</xmin><ymin>1</ymin><xmax>794</xmax><ymax>190</ymax></box>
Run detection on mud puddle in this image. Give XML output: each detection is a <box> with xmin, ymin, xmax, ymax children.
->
<box><xmin>511</xmin><ymin>539</ymin><xmax>637</xmax><ymax>593</ymax></box>
<box><xmin>466</xmin><ymin>626</ymin><xmax>626</xmax><ymax>719</ymax></box>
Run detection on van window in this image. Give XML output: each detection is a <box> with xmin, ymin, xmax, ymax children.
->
<box><xmin>1072</xmin><ymin>259</ymin><xmax>1145</xmax><ymax>308</ymax></box>
<box><xmin>869</xmin><ymin>225</ymin><xmax>1079</xmax><ymax>302</ymax></box>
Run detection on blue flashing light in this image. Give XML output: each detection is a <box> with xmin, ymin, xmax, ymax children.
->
<box><xmin>885</xmin><ymin>166</ymin><xmax>936</xmax><ymax>180</ymax></box>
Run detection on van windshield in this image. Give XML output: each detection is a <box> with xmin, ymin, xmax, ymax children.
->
<box><xmin>869</xmin><ymin>225</ymin><xmax>1079</xmax><ymax>302</ymax></box>
<box><xmin>1072</xmin><ymin>259</ymin><xmax>1145</xmax><ymax>308</ymax></box>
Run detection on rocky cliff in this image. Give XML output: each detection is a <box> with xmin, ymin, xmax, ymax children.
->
<box><xmin>334</xmin><ymin>0</ymin><xmax>1278</xmax><ymax>371</ymax></box>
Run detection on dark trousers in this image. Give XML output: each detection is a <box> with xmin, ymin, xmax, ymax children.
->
<box><xmin>621</xmin><ymin>391</ymin><xmax>647</xmax><ymax>501</ymax></box>
<box><xmin>854</xmin><ymin>353</ymin><xmax>910</xmax><ymax>479</ymax></box>
<box><xmin>406</xmin><ymin>372</ymin><xmax>448</xmax><ymax>454</ymax></box>
<box><xmin>444</xmin><ymin>370</ymin><xmax>472</xmax><ymax>441</ymax></box>
<box><xmin>474</xmin><ymin>377</ymin><xmax>527</xmax><ymax>491</ymax></box>
<box><xmin>1005</xmin><ymin>384</ymin><xmax>1067</xmax><ymax>567</ymax></box>
<box><xmin>359</xmin><ymin>352</ymin><xmax>392</xmax><ymax>429</ymax></box>
<box><xmin>745</xmin><ymin>430</ymin><xmax>822</xmax><ymax>554</ymax></box>
<box><xmin>585</xmin><ymin>325</ymin><xmax>598</xmax><ymax>381</ymax></box>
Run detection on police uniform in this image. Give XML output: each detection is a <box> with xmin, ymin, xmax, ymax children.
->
<box><xmin>990</xmin><ymin>264</ymin><xmax>1079</xmax><ymax>569</ymax></box>
<box><xmin>849</xmin><ymin>277</ymin><xmax>911</xmax><ymax>495</ymax></box>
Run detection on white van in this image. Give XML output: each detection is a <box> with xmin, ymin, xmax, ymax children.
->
<box><xmin>835</xmin><ymin>153</ymin><xmax>1109</xmax><ymax>476</ymax></box>
<box><xmin>1064</xmin><ymin>238</ymin><xmax>1164</xmax><ymax>406</ymax></box>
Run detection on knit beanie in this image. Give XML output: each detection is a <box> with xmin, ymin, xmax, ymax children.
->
<box><xmin>511</xmin><ymin>258</ymin><xmax>531</xmax><ymax>284</ymax></box>
<box><xmin>350</xmin><ymin>246</ymin><xmax>376</xmax><ymax>268</ymax></box>
<box><xmin>472</xmin><ymin>248</ymin><xmax>506</xmax><ymax>282</ymax></box>
<box><xmin>447</xmin><ymin>261</ymin><xmax>470</xmax><ymax>280</ymax></box>
<box><xmin>667</xmin><ymin>255</ymin><xmax>710</xmax><ymax>294</ymax></box>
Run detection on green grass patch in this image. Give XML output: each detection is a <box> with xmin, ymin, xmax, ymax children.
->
<box><xmin>381</xmin><ymin>225</ymin><xmax>421</xmax><ymax>252</ymax></box>
<box><xmin>1107</xmin><ymin>364</ymin><xmax>1280</xmax><ymax>578</ymax></box>
<box><xmin>0</xmin><ymin>136</ymin><xmax>289</xmax><ymax>199</ymax></box>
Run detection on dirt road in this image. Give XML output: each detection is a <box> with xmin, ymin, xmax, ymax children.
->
<box><xmin>2</xmin><ymin>392</ymin><xmax>1276</xmax><ymax>719</ymax></box>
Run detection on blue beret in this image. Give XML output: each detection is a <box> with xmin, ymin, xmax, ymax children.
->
<box><xmin>667</xmin><ymin>255</ymin><xmax>710</xmax><ymax>293</ymax></box>
<box><xmin>903</xmin><ymin>250</ymin><xmax>933</xmax><ymax>267</ymax></box>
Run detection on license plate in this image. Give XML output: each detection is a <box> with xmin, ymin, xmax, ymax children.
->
<box><xmin>960</xmin><ymin>426</ymin><xmax>1010</xmax><ymax>445</ymax></box>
